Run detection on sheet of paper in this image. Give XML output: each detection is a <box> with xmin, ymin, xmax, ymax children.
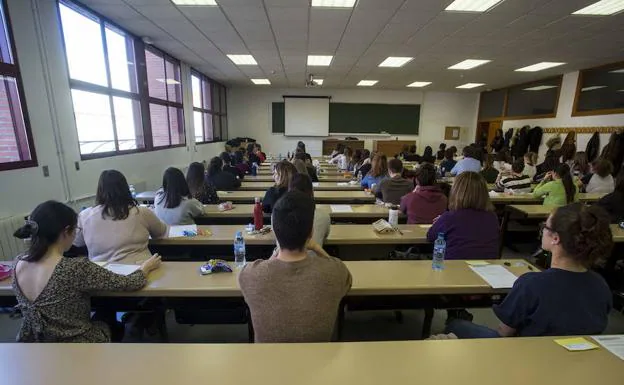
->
<box><xmin>217</xmin><ymin>191</ymin><xmax>231</xmax><ymax>194</ymax></box>
<box><xmin>312</xmin><ymin>182</ymin><xmax>320</xmax><ymax>187</ymax></box>
<box><xmin>330</xmin><ymin>205</ymin><xmax>353</xmax><ymax>213</ymax></box>
<box><xmin>465</xmin><ymin>260</ymin><xmax>490</xmax><ymax>266</ymax></box>
<box><xmin>418</xmin><ymin>224</ymin><xmax>432</xmax><ymax>229</ymax></box>
<box><xmin>469</xmin><ymin>265</ymin><xmax>518</xmax><ymax>289</ymax></box>
<box><xmin>592</xmin><ymin>335</ymin><xmax>624</xmax><ymax>360</ymax></box>
<box><xmin>105</xmin><ymin>264</ymin><xmax>140</xmax><ymax>276</ymax></box>
<box><xmin>168</xmin><ymin>224</ymin><xmax>198</xmax><ymax>238</ymax></box>
<box><xmin>554</xmin><ymin>337</ymin><xmax>599</xmax><ymax>352</ymax></box>
<box><xmin>336</xmin><ymin>182</ymin><xmax>349</xmax><ymax>186</ymax></box>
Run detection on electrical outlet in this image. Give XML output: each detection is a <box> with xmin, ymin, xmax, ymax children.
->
<box><xmin>42</xmin><ymin>166</ymin><xmax>49</xmax><ymax>177</ymax></box>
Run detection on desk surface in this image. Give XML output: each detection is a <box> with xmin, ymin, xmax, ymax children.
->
<box><xmin>202</xmin><ymin>204</ymin><xmax>392</xmax><ymax>219</ymax></box>
<box><xmin>220</xmin><ymin>190</ymin><xmax>375</xmax><ymax>203</ymax></box>
<box><xmin>245</xmin><ymin>175</ymin><xmax>351</xmax><ymax>182</ymax></box>
<box><xmin>239</xmin><ymin>182</ymin><xmax>362</xmax><ymax>191</ymax></box>
<box><xmin>489</xmin><ymin>192</ymin><xmax>604</xmax><ymax>204</ymax></box>
<box><xmin>0</xmin><ymin>260</ymin><xmax>535</xmax><ymax>298</ymax></box>
<box><xmin>258</xmin><ymin>169</ymin><xmax>345</xmax><ymax>176</ymax></box>
<box><xmin>0</xmin><ymin>337</ymin><xmax>622</xmax><ymax>385</ymax></box>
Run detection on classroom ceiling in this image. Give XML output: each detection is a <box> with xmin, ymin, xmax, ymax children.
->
<box><xmin>78</xmin><ymin>0</ymin><xmax>624</xmax><ymax>91</ymax></box>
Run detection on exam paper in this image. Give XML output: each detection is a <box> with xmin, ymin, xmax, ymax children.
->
<box><xmin>592</xmin><ymin>335</ymin><xmax>624</xmax><ymax>360</ymax></box>
<box><xmin>469</xmin><ymin>265</ymin><xmax>517</xmax><ymax>289</ymax></box>
<box><xmin>312</xmin><ymin>183</ymin><xmax>320</xmax><ymax>187</ymax></box>
<box><xmin>105</xmin><ymin>264</ymin><xmax>140</xmax><ymax>276</ymax></box>
<box><xmin>168</xmin><ymin>224</ymin><xmax>198</xmax><ymax>238</ymax></box>
<box><xmin>330</xmin><ymin>205</ymin><xmax>353</xmax><ymax>213</ymax></box>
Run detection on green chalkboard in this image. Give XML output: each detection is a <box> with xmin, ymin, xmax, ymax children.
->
<box><xmin>271</xmin><ymin>102</ymin><xmax>420</xmax><ymax>135</ymax></box>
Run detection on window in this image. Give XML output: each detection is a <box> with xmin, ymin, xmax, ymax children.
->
<box><xmin>574</xmin><ymin>61</ymin><xmax>624</xmax><ymax>116</ymax></box>
<box><xmin>0</xmin><ymin>0</ymin><xmax>37</xmax><ymax>171</ymax></box>
<box><xmin>478</xmin><ymin>89</ymin><xmax>505</xmax><ymax>120</ymax></box>
<box><xmin>145</xmin><ymin>47</ymin><xmax>185</xmax><ymax>147</ymax></box>
<box><xmin>191</xmin><ymin>70</ymin><xmax>227</xmax><ymax>143</ymax></box>
<box><xmin>505</xmin><ymin>76</ymin><xmax>561</xmax><ymax>118</ymax></box>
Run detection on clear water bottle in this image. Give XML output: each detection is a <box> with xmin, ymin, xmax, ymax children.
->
<box><xmin>432</xmin><ymin>232</ymin><xmax>446</xmax><ymax>271</ymax></box>
<box><xmin>234</xmin><ymin>231</ymin><xmax>246</xmax><ymax>268</ymax></box>
<box><xmin>357</xmin><ymin>171</ymin><xmax>362</xmax><ymax>183</ymax></box>
<box><xmin>129</xmin><ymin>184</ymin><xmax>137</xmax><ymax>199</ymax></box>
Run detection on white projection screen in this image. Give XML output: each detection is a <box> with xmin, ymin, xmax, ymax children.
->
<box><xmin>284</xmin><ymin>97</ymin><xmax>330</xmax><ymax>137</ymax></box>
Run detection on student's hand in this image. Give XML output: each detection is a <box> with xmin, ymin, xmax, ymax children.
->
<box><xmin>432</xmin><ymin>215</ymin><xmax>441</xmax><ymax>224</ymax></box>
<box><xmin>140</xmin><ymin>254</ymin><xmax>162</xmax><ymax>274</ymax></box>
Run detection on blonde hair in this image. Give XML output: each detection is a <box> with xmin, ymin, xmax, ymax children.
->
<box><xmin>274</xmin><ymin>160</ymin><xmax>297</xmax><ymax>189</ymax></box>
<box><xmin>449</xmin><ymin>172</ymin><xmax>494</xmax><ymax>212</ymax></box>
<box><xmin>370</xmin><ymin>154</ymin><xmax>388</xmax><ymax>178</ymax></box>
<box><xmin>524</xmin><ymin>152</ymin><xmax>537</xmax><ymax>166</ymax></box>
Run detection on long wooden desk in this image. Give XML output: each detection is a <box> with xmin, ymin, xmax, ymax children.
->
<box><xmin>219</xmin><ymin>190</ymin><xmax>375</xmax><ymax>204</ymax></box>
<box><xmin>8</xmin><ymin>336</ymin><xmax>621</xmax><ymax>385</ymax></box>
<box><xmin>202</xmin><ymin>204</ymin><xmax>392</xmax><ymax>220</ymax></box>
<box><xmin>245</xmin><ymin>175</ymin><xmax>351</xmax><ymax>182</ymax></box>
<box><xmin>258</xmin><ymin>169</ymin><xmax>345</xmax><ymax>176</ymax></box>
<box><xmin>489</xmin><ymin>192</ymin><xmax>604</xmax><ymax>204</ymax></box>
<box><xmin>239</xmin><ymin>182</ymin><xmax>362</xmax><ymax>191</ymax></box>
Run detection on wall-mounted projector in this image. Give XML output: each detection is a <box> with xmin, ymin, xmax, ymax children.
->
<box><xmin>305</xmin><ymin>74</ymin><xmax>321</xmax><ymax>88</ymax></box>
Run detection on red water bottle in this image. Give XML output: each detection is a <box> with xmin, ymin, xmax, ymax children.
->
<box><xmin>253</xmin><ymin>197</ymin><xmax>263</xmax><ymax>231</ymax></box>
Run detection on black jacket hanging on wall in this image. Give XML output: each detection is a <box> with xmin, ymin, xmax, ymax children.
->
<box><xmin>586</xmin><ymin>132</ymin><xmax>600</xmax><ymax>162</ymax></box>
<box><xmin>504</xmin><ymin>128</ymin><xmax>514</xmax><ymax>148</ymax></box>
<box><xmin>528</xmin><ymin>126</ymin><xmax>543</xmax><ymax>153</ymax></box>
<box><xmin>512</xmin><ymin>126</ymin><xmax>530</xmax><ymax>159</ymax></box>
<box><xmin>600</xmin><ymin>132</ymin><xmax>624</xmax><ymax>176</ymax></box>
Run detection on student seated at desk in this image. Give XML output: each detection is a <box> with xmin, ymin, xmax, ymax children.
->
<box><xmin>154</xmin><ymin>168</ymin><xmax>204</xmax><ymax>226</ymax></box>
<box><xmin>328</xmin><ymin>146</ymin><xmax>352</xmax><ymax>170</ymax></box>
<box><xmin>254</xmin><ymin>144</ymin><xmax>266</xmax><ymax>163</ymax></box>
<box><xmin>523</xmin><ymin>152</ymin><xmax>537</xmax><ymax>180</ymax></box>
<box><xmin>450</xmin><ymin>146</ymin><xmax>481</xmax><ymax>176</ymax></box>
<box><xmin>376</xmin><ymin>158</ymin><xmax>413</xmax><ymax>205</ymax></box>
<box><xmin>234</xmin><ymin>149</ymin><xmax>251</xmax><ymax>175</ymax></box>
<box><xmin>75</xmin><ymin>170</ymin><xmax>167</xmax><ymax>263</ymax></box>
<box><xmin>439</xmin><ymin>148</ymin><xmax>457</xmax><ymax>175</ymax></box>
<box><xmin>349</xmin><ymin>149</ymin><xmax>363</xmax><ymax>172</ymax></box>
<box><xmin>239</xmin><ymin>191</ymin><xmax>352</xmax><ymax>343</ymax></box>
<box><xmin>355</xmin><ymin>149</ymin><xmax>373</xmax><ymax>178</ymax></box>
<box><xmin>492</xmin><ymin>150</ymin><xmax>511</xmax><ymax>173</ymax></box>
<box><xmin>495</xmin><ymin>159</ymin><xmax>532</xmax><ymax>193</ymax></box>
<box><xmin>596</xmin><ymin>170</ymin><xmax>624</xmax><ymax>223</ymax></box>
<box><xmin>289</xmin><ymin>174</ymin><xmax>330</xmax><ymax>246</ymax></box>
<box><xmin>400</xmin><ymin>163</ymin><xmax>447</xmax><ymax>224</ymax></box>
<box><xmin>186</xmin><ymin>162</ymin><xmax>219</xmax><ymax>205</ymax></box>
<box><xmin>294</xmin><ymin>152</ymin><xmax>319</xmax><ymax>182</ymax></box>
<box><xmin>403</xmin><ymin>145</ymin><xmax>420</xmax><ymax>162</ymax></box>
<box><xmin>420</xmin><ymin>146</ymin><xmax>436</xmax><ymax>164</ymax></box>
<box><xmin>480</xmin><ymin>155</ymin><xmax>499</xmax><ymax>184</ymax></box>
<box><xmin>221</xmin><ymin>152</ymin><xmax>245</xmax><ymax>180</ymax></box>
<box><xmin>361</xmin><ymin>154</ymin><xmax>388</xmax><ymax>190</ymax></box>
<box><xmin>330</xmin><ymin>143</ymin><xmax>345</xmax><ymax>158</ymax></box>
<box><xmin>447</xmin><ymin>203</ymin><xmax>613</xmax><ymax>338</ymax></box>
<box><xmin>262</xmin><ymin>160</ymin><xmax>297</xmax><ymax>213</ymax></box>
<box><xmin>532</xmin><ymin>164</ymin><xmax>578</xmax><ymax>206</ymax></box>
<box><xmin>207</xmin><ymin>156</ymin><xmax>241</xmax><ymax>191</ymax></box>
<box><xmin>586</xmin><ymin>159</ymin><xmax>615</xmax><ymax>194</ymax></box>
<box><xmin>426</xmin><ymin>172</ymin><xmax>499</xmax><ymax>260</ymax></box>
<box><xmin>13</xmin><ymin>201</ymin><xmax>161</xmax><ymax>342</ymax></box>
<box><xmin>436</xmin><ymin>143</ymin><xmax>446</xmax><ymax>161</ymax></box>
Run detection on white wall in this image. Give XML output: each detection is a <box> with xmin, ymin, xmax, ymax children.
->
<box><xmin>228</xmin><ymin>87</ymin><xmax>479</xmax><ymax>157</ymax></box>
<box><xmin>502</xmin><ymin>71</ymin><xmax>624</xmax><ymax>162</ymax></box>
<box><xmin>0</xmin><ymin>0</ymin><xmax>224</xmax><ymax>218</ymax></box>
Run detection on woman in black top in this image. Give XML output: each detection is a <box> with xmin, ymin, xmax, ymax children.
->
<box><xmin>206</xmin><ymin>156</ymin><xmax>241</xmax><ymax>191</ymax></box>
<box><xmin>294</xmin><ymin>152</ymin><xmax>319</xmax><ymax>182</ymax></box>
<box><xmin>420</xmin><ymin>146</ymin><xmax>436</xmax><ymax>164</ymax></box>
<box><xmin>221</xmin><ymin>152</ymin><xmax>245</xmax><ymax>180</ymax></box>
<box><xmin>436</xmin><ymin>143</ymin><xmax>446</xmax><ymax>161</ymax></box>
<box><xmin>596</xmin><ymin>170</ymin><xmax>624</xmax><ymax>223</ymax></box>
<box><xmin>186</xmin><ymin>162</ymin><xmax>219</xmax><ymax>204</ymax></box>
<box><xmin>356</xmin><ymin>149</ymin><xmax>373</xmax><ymax>178</ymax></box>
<box><xmin>262</xmin><ymin>161</ymin><xmax>297</xmax><ymax>213</ymax></box>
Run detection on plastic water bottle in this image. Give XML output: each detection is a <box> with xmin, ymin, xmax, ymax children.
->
<box><xmin>357</xmin><ymin>171</ymin><xmax>362</xmax><ymax>183</ymax></box>
<box><xmin>234</xmin><ymin>231</ymin><xmax>246</xmax><ymax>268</ymax></box>
<box><xmin>432</xmin><ymin>232</ymin><xmax>446</xmax><ymax>271</ymax></box>
<box><xmin>251</xmin><ymin>162</ymin><xmax>258</xmax><ymax>176</ymax></box>
<box><xmin>129</xmin><ymin>184</ymin><xmax>137</xmax><ymax>199</ymax></box>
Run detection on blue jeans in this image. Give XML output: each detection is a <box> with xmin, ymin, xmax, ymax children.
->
<box><xmin>445</xmin><ymin>319</ymin><xmax>501</xmax><ymax>339</ymax></box>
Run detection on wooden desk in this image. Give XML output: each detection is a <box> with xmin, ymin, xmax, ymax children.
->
<box><xmin>219</xmin><ymin>190</ymin><xmax>375</xmax><ymax>204</ymax></box>
<box><xmin>322</xmin><ymin>139</ymin><xmax>365</xmax><ymax>155</ymax></box>
<box><xmin>374</xmin><ymin>140</ymin><xmax>416</xmax><ymax>157</ymax></box>
<box><xmin>1</xmin><ymin>337</ymin><xmax>622</xmax><ymax>385</ymax></box>
<box><xmin>239</xmin><ymin>182</ymin><xmax>362</xmax><ymax>191</ymax></box>
<box><xmin>203</xmin><ymin>204</ymin><xmax>391</xmax><ymax>219</ymax></box>
<box><xmin>258</xmin><ymin>169</ymin><xmax>344</xmax><ymax>176</ymax></box>
<box><xmin>151</xmin><ymin>224</ymin><xmax>428</xmax><ymax>246</ymax></box>
<box><xmin>489</xmin><ymin>192</ymin><xmax>604</xmax><ymax>204</ymax></box>
<box><xmin>245</xmin><ymin>175</ymin><xmax>351</xmax><ymax>183</ymax></box>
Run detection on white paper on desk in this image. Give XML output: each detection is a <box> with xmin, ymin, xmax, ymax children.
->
<box><xmin>168</xmin><ymin>224</ymin><xmax>198</xmax><ymax>238</ymax></box>
<box><xmin>337</xmin><ymin>182</ymin><xmax>349</xmax><ymax>186</ymax></box>
<box><xmin>469</xmin><ymin>265</ymin><xmax>517</xmax><ymax>289</ymax></box>
<box><xmin>592</xmin><ymin>335</ymin><xmax>624</xmax><ymax>360</ymax></box>
<box><xmin>312</xmin><ymin>182</ymin><xmax>320</xmax><ymax>187</ymax></box>
<box><xmin>106</xmin><ymin>264</ymin><xmax>140</xmax><ymax>276</ymax></box>
<box><xmin>217</xmin><ymin>191</ymin><xmax>231</xmax><ymax>195</ymax></box>
<box><xmin>330</xmin><ymin>205</ymin><xmax>353</xmax><ymax>213</ymax></box>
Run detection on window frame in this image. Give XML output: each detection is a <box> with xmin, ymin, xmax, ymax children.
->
<box><xmin>0</xmin><ymin>0</ymin><xmax>38</xmax><ymax>171</ymax></box>
<box><xmin>191</xmin><ymin>68</ymin><xmax>227</xmax><ymax>144</ymax></box>
<box><xmin>57</xmin><ymin>0</ymin><xmax>188</xmax><ymax>160</ymax></box>
<box><xmin>572</xmin><ymin>60</ymin><xmax>624</xmax><ymax>117</ymax></box>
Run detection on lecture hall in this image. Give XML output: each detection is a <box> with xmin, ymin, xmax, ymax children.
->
<box><xmin>1</xmin><ymin>0</ymin><xmax>624</xmax><ymax>383</ymax></box>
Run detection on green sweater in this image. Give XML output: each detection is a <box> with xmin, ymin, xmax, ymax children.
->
<box><xmin>532</xmin><ymin>179</ymin><xmax>578</xmax><ymax>206</ymax></box>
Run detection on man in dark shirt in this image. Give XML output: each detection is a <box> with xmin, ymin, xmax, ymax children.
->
<box><xmin>206</xmin><ymin>156</ymin><xmax>241</xmax><ymax>191</ymax></box>
<box><xmin>220</xmin><ymin>152</ymin><xmax>244</xmax><ymax>180</ymax></box>
<box><xmin>376</xmin><ymin>158</ymin><xmax>413</xmax><ymax>205</ymax></box>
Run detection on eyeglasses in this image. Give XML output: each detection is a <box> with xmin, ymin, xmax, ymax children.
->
<box><xmin>539</xmin><ymin>223</ymin><xmax>555</xmax><ymax>235</ymax></box>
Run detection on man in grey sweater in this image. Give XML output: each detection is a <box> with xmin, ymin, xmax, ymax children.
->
<box><xmin>238</xmin><ymin>191</ymin><xmax>352</xmax><ymax>343</ymax></box>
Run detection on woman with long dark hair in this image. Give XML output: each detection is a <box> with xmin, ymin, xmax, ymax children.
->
<box><xmin>207</xmin><ymin>156</ymin><xmax>241</xmax><ymax>190</ymax></box>
<box><xmin>533</xmin><ymin>164</ymin><xmax>578</xmax><ymax>206</ymax></box>
<box><xmin>186</xmin><ymin>162</ymin><xmax>219</xmax><ymax>204</ymax></box>
<box><xmin>14</xmin><ymin>201</ymin><xmax>161</xmax><ymax>342</ymax></box>
<box><xmin>420</xmin><ymin>146</ymin><xmax>436</xmax><ymax>164</ymax></box>
<box><xmin>262</xmin><ymin>160</ymin><xmax>297</xmax><ymax>213</ymax></box>
<box><xmin>155</xmin><ymin>167</ymin><xmax>204</xmax><ymax>225</ymax></box>
<box><xmin>74</xmin><ymin>170</ymin><xmax>167</xmax><ymax>263</ymax></box>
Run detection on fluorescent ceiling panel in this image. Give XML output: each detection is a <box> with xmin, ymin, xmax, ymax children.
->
<box><xmin>308</xmin><ymin>55</ymin><xmax>333</xmax><ymax>66</ymax></box>
<box><xmin>357</xmin><ymin>80</ymin><xmax>378</xmax><ymax>86</ymax></box>
<box><xmin>448</xmin><ymin>59</ymin><xmax>491</xmax><ymax>70</ymax></box>
<box><xmin>581</xmin><ymin>86</ymin><xmax>607</xmax><ymax>91</ymax></box>
<box><xmin>456</xmin><ymin>83</ymin><xmax>485</xmax><ymax>89</ymax></box>
<box><xmin>172</xmin><ymin>0</ymin><xmax>218</xmax><ymax>5</ymax></box>
<box><xmin>251</xmin><ymin>79</ymin><xmax>271</xmax><ymax>85</ymax></box>
<box><xmin>609</xmin><ymin>69</ymin><xmax>624</xmax><ymax>73</ymax></box>
<box><xmin>523</xmin><ymin>85</ymin><xmax>558</xmax><ymax>91</ymax></box>
<box><xmin>407</xmin><ymin>81</ymin><xmax>432</xmax><ymax>88</ymax></box>
<box><xmin>314</xmin><ymin>79</ymin><xmax>324</xmax><ymax>85</ymax></box>
<box><xmin>445</xmin><ymin>0</ymin><xmax>505</xmax><ymax>12</ymax></box>
<box><xmin>515</xmin><ymin>62</ymin><xmax>566</xmax><ymax>72</ymax></box>
<box><xmin>572</xmin><ymin>0</ymin><xmax>624</xmax><ymax>15</ymax></box>
<box><xmin>227</xmin><ymin>54</ymin><xmax>257</xmax><ymax>65</ymax></box>
<box><xmin>311</xmin><ymin>0</ymin><xmax>357</xmax><ymax>8</ymax></box>
<box><xmin>379</xmin><ymin>57</ymin><xmax>414</xmax><ymax>68</ymax></box>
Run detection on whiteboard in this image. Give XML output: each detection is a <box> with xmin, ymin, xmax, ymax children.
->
<box><xmin>284</xmin><ymin>97</ymin><xmax>330</xmax><ymax>137</ymax></box>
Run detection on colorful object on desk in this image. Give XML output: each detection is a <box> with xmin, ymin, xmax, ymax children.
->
<box><xmin>0</xmin><ymin>264</ymin><xmax>11</xmax><ymax>281</ymax></box>
<box><xmin>183</xmin><ymin>229</ymin><xmax>210</xmax><ymax>237</ymax></box>
<box><xmin>554</xmin><ymin>337</ymin><xmax>599</xmax><ymax>352</ymax></box>
<box><xmin>247</xmin><ymin>225</ymin><xmax>272</xmax><ymax>235</ymax></box>
<box><xmin>218</xmin><ymin>202</ymin><xmax>234</xmax><ymax>212</ymax></box>
<box><xmin>199</xmin><ymin>259</ymin><xmax>233</xmax><ymax>275</ymax></box>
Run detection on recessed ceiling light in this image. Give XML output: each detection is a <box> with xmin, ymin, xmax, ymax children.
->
<box><xmin>523</xmin><ymin>85</ymin><xmax>558</xmax><ymax>91</ymax></box>
<box><xmin>307</xmin><ymin>55</ymin><xmax>333</xmax><ymax>66</ymax></box>
<box><xmin>172</xmin><ymin>0</ymin><xmax>217</xmax><ymax>5</ymax></box>
<box><xmin>456</xmin><ymin>83</ymin><xmax>485</xmax><ymax>89</ymax></box>
<box><xmin>379</xmin><ymin>57</ymin><xmax>414</xmax><ymax>68</ymax></box>
<box><xmin>227</xmin><ymin>54</ymin><xmax>257</xmax><ymax>65</ymax></box>
<box><xmin>610</xmin><ymin>69</ymin><xmax>624</xmax><ymax>73</ymax></box>
<box><xmin>311</xmin><ymin>0</ymin><xmax>357</xmax><ymax>8</ymax></box>
<box><xmin>448</xmin><ymin>59</ymin><xmax>491</xmax><ymax>70</ymax></box>
<box><xmin>314</xmin><ymin>79</ymin><xmax>324</xmax><ymax>85</ymax></box>
<box><xmin>357</xmin><ymin>80</ymin><xmax>378</xmax><ymax>87</ymax></box>
<box><xmin>156</xmin><ymin>78</ymin><xmax>181</xmax><ymax>85</ymax></box>
<box><xmin>572</xmin><ymin>0</ymin><xmax>624</xmax><ymax>15</ymax></box>
<box><xmin>251</xmin><ymin>79</ymin><xmax>271</xmax><ymax>85</ymax></box>
<box><xmin>445</xmin><ymin>0</ymin><xmax>505</xmax><ymax>12</ymax></box>
<box><xmin>581</xmin><ymin>85</ymin><xmax>607</xmax><ymax>91</ymax></box>
<box><xmin>515</xmin><ymin>62</ymin><xmax>566</xmax><ymax>72</ymax></box>
<box><xmin>407</xmin><ymin>81</ymin><xmax>432</xmax><ymax>88</ymax></box>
